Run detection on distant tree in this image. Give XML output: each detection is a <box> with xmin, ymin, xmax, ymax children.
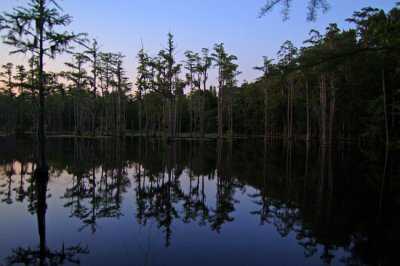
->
<box><xmin>14</xmin><ymin>65</ymin><xmax>28</xmax><ymax>94</ymax></box>
<box><xmin>112</xmin><ymin>52</ymin><xmax>131</xmax><ymax>136</ymax></box>
<box><xmin>83</xmin><ymin>39</ymin><xmax>101</xmax><ymax>137</ymax></box>
<box><xmin>0</xmin><ymin>63</ymin><xmax>16</xmax><ymax>131</ymax></box>
<box><xmin>277</xmin><ymin>40</ymin><xmax>298</xmax><ymax>139</ymax></box>
<box><xmin>212</xmin><ymin>43</ymin><xmax>238</xmax><ymax>138</ymax></box>
<box><xmin>61</xmin><ymin>52</ymin><xmax>90</xmax><ymax>136</ymax></box>
<box><xmin>148</xmin><ymin>33</ymin><xmax>182</xmax><ymax>139</ymax></box>
<box><xmin>0</xmin><ymin>62</ymin><xmax>14</xmax><ymax>97</ymax></box>
<box><xmin>136</xmin><ymin>46</ymin><xmax>151</xmax><ymax>134</ymax></box>
<box><xmin>184</xmin><ymin>50</ymin><xmax>199</xmax><ymax>136</ymax></box>
<box><xmin>98</xmin><ymin>52</ymin><xmax>114</xmax><ymax>135</ymax></box>
<box><xmin>198</xmin><ymin>48</ymin><xmax>212</xmax><ymax>137</ymax></box>
<box><xmin>254</xmin><ymin>56</ymin><xmax>274</xmax><ymax>140</ymax></box>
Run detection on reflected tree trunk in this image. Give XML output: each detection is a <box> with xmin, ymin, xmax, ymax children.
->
<box><xmin>7</xmin><ymin>170</ymin><xmax>89</xmax><ymax>264</ymax></box>
<box><xmin>285</xmin><ymin>141</ymin><xmax>292</xmax><ymax>199</ymax></box>
<box><xmin>218</xmin><ymin>87</ymin><xmax>223</xmax><ymax>139</ymax></box>
<box><xmin>320</xmin><ymin>74</ymin><xmax>328</xmax><ymax>146</ymax></box>
<box><xmin>317</xmin><ymin>146</ymin><xmax>326</xmax><ymax>223</ymax></box>
<box><xmin>303</xmin><ymin>142</ymin><xmax>310</xmax><ymax>204</ymax></box>
<box><xmin>327</xmin><ymin>146</ymin><xmax>333</xmax><ymax>229</ymax></box>
<box><xmin>264</xmin><ymin>79</ymin><xmax>268</xmax><ymax>141</ymax></box>
<box><xmin>200</xmin><ymin>90</ymin><xmax>205</xmax><ymax>138</ymax></box>
<box><xmin>217</xmin><ymin>140</ymin><xmax>223</xmax><ymax>178</ymax></box>
<box><xmin>328</xmin><ymin>74</ymin><xmax>336</xmax><ymax>145</ymax></box>
<box><xmin>36</xmin><ymin>173</ymin><xmax>49</xmax><ymax>265</ymax></box>
<box><xmin>36</xmin><ymin>0</ymin><xmax>47</xmax><ymax>175</ymax></box>
<box><xmin>382</xmin><ymin>69</ymin><xmax>389</xmax><ymax>147</ymax></box>
<box><xmin>377</xmin><ymin>148</ymin><xmax>389</xmax><ymax>224</ymax></box>
<box><xmin>306</xmin><ymin>80</ymin><xmax>310</xmax><ymax>142</ymax></box>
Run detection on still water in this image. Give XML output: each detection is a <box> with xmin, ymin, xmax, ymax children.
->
<box><xmin>0</xmin><ymin>137</ymin><xmax>399</xmax><ymax>265</ymax></box>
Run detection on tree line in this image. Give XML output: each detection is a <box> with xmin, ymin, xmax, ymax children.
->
<box><xmin>1</xmin><ymin>2</ymin><xmax>399</xmax><ymax>146</ymax></box>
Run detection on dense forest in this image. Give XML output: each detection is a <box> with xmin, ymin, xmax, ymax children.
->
<box><xmin>0</xmin><ymin>3</ymin><xmax>399</xmax><ymax>146</ymax></box>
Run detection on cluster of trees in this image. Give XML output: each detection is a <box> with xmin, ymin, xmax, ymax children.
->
<box><xmin>1</xmin><ymin>2</ymin><xmax>399</xmax><ymax>147</ymax></box>
<box><xmin>0</xmin><ymin>43</ymin><xmax>131</xmax><ymax>136</ymax></box>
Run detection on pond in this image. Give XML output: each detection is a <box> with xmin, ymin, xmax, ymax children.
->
<box><xmin>0</xmin><ymin>137</ymin><xmax>399</xmax><ymax>265</ymax></box>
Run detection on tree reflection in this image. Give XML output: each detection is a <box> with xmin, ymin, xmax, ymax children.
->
<box><xmin>6</xmin><ymin>171</ymin><xmax>88</xmax><ymax>266</ymax></box>
<box><xmin>133</xmin><ymin>140</ymin><xmax>241</xmax><ymax>245</ymax></box>
<box><xmin>134</xmin><ymin>141</ymin><xmax>184</xmax><ymax>246</ymax></box>
<box><xmin>209</xmin><ymin>140</ymin><xmax>239</xmax><ymax>232</ymax></box>
<box><xmin>1</xmin><ymin>137</ymin><xmax>399</xmax><ymax>265</ymax></box>
<box><xmin>0</xmin><ymin>160</ymin><xmax>16</xmax><ymax>204</ymax></box>
<box><xmin>62</xmin><ymin>138</ymin><xmax>130</xmax><ymax>233</ymax></box>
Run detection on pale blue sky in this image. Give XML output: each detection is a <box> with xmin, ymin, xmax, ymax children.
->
<box><xmin>0</xmin><ymin>0</ymin><xmax>397</xmax><ymax>89</ymax></box>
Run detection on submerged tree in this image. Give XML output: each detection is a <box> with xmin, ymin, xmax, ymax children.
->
<box><xmin>146</xmin><ymin>33</ymin><xmax>182</xmax><ymax>139</ymax></box>
<box><xmin>6</xmin><ymin>172</ymin><xmax>89</xmax><ymax>265</ymax></box>
<box><xmin>212</xmin><ymin>43</ymin><xmax>238</xmax><ymax>138</ymax></box>
<box><xmin>62</xmin><ymin>52</ymin><xmax>90</xmax><ymax>136</ymax></box>
<box><xmin>254</xmin><ymin>56</ymin><xmax>274</xmax><ymax>140</ymax></box>
<box><xmin>0</xmin><ymin>0</ymin><xmax>85</xmax><ymax>175</ymax></box>
<box><xmin>83</xmin><ymin>39</ymin><xmax>101</xmax><ymax>137</ymax></box>
<box><xmin>136</xmin><ymin>46</ymin><xmax>151</xmax><ymax>134</ymax></box>
<box><xmin>277</xmin><ymin>40</ymin><xmax>298</xmax><ymax>139</ymax></box>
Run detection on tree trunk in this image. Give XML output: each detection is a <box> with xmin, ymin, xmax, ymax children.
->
<box><xmin>36</xmin><ymin>172</ymin><xmax>48</xmax><ymax>264</ymax></box>
<box><xmin>174</xmin><ymin>95</ymin><xmax>178</xmax><ymax>136</ymax></box>
<box><xmin>200</xmin><ymin>90</ymin><xmax>205</xmax><ymax>138</ymax></box>
<box><xmin>264</xmin><ymin>79</ymin><xmax>268</xmax><ymax>141</ymax></box>
<box><xmin>144</xmin><ymin>94</ymin><xmax>149</xmax><ymax>138</ymax></box>
<box><xmin>74</xmin><ymin>95</ymin><xmax>78</xmax><ymax>136</ymax></box>
<box><xmin>382</xmin><ymin>69</ymin><xmax>389</xmax><ymax>147</ymax></box>
<box><xmin>290</xmin><ymin>80</ymin><xmax>293</xmax><ymax>139</ymax></box>
<box><xmin>169</xmin><ymin>96</ymin><xmax>175</xmax><ymax>139</ymax></box>
<box><xmin>229</xmin><ymin>99</ymin><xmax>233</xmax><ymax>136</ymax></box>
<box><xmin>392</xmin><ymin>92</ymin><xmax>395</xmax><ymax>129</ymax></box>
<box><xmin>218</xmin><ymin>81</ymin><xmax>223</xmax><ymax>139</ymax></box>
<box><xmin>90</xmin><ymin>48</ymin><xmax>98</xmax><ymax>137</ymax></box>
<box><xmin>328</xmin><ymin>74</ymin><xmax>336</xmax><ymax>145</ymax></box>
<box><xmin>287</xmin><ymin>78</ymin><xmax>293</xmax><ymax>139</ymax></box>
<box><xmin>35</xmin><ymin>0</ymin><xmax>48</xmax><ymax>175</ymax></box>
<box><xmin>91</xmin><ymin>61</ymin><xmax>97</xmax><ymax>137</ymax></box>
<box><xmin>189</xmin><ymin>90</ymin><xmax>193</xmax><ymax>137</ymax></box>
<box><xmin>117</xmin><ymin>83</ymin><xmax>122</xmax><ymax>136</ymax></box>
<box><xmin>201</xmin><ymin>71</ymin><xmax>208</xmax><ymax>138</ymax></box>
<box><xmin>105</xmin><ymin>96</ymin><xmax>109</xmax><ymax>136</ymax></box>
<box><xmin>320</xmin><ymin>74</ymin><xmax>327</xmax><ymax>146</ymax></box>
<box><xmin>306</xmin><ymin>79</ymin><xmax>310</xmax><ymax>142</ymax></box>
<box><xmin>138</xmin><ymin>93</ymin><xmax>142</xmax><ymax>133</ymax></box>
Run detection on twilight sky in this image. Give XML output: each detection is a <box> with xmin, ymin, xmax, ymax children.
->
<box><xmin>0</xmin><ymin>0</ymin><xmax>397</xmax><ymax>89</ymax></box>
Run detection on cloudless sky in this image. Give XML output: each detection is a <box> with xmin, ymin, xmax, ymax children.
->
<box><xmin>0</xmin><ymin>0</ymin><xmax>397</xmax><ymax>89</ymax></box>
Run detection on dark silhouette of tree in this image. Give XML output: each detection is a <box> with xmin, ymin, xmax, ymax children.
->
<box><xmin>211</xmin><ymin>44</ymin><xmax>238</xmax><ymax>138</ymax></box>
<box><xmin>259</xmin><ymin>0</ymin><xmax>330</xmax><ymax>21</ymax></box>
<box><xmin>6</xmin><ymin>172</ymin><xmax>88</xmax><ymax>266</ymax></box>
<box><xmin>0</xmin><ymin>0</ymin><xmax>85</xmax><ymax>175</ymax></box>
<box><xmin>136</xmin><ymin>46</ymin><xmax>151</xmax><ymax>135</ymax></box>
<box><xmin>254</xmin><ymin>56</ymin><xmax>275</xmax><ymax>140</ymax></box>
<box><xmin>61</xmin><ymin>52</ymin><xmax>90</xmax><ymax>136</ymax></box>
<box><xmin>82</xmin><ymin>39</ymin><xmax>101</xmax><ymax>137</ymax></box>
<box><xmin>0</xmin><ymin>62</ymin><xmax>14</xmax><ymax>97</ymax></box>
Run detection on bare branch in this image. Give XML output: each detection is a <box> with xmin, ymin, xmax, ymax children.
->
<box><xmin>259</xmin><ymin>0</ymin><xmax>330</xmax><ymax>21</ymax></box>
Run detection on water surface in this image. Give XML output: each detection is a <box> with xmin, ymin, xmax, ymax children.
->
<box><xmin>0</xmin><ymin>137</ymin><xmax>399</xmax><ymax>265</ymax></box>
